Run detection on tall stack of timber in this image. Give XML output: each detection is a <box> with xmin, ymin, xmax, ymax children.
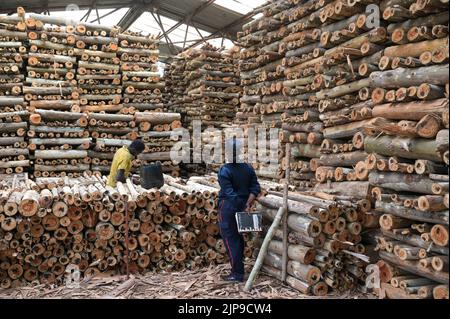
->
<box><xmin>163</xmin><ymin>54</ymin><xmax>205</xmax><ymax>178</ymax></box>
<box><xmin>255</xmin><ymin>190</ymin><xmax>375</xmax><ymax>295</ymax></box>
<box><xmin>119</xmin><ymin>31</ymin><xmax>164</xmax><ymax>114</ymax></box>
<box><xmin>0</xmin><ymin>174</ymin><xmax>256</xmax><ymax>288</ymax></box>
<box><xmin>134</xmin><ymin>112</ymin><xmax>183</xmax><ymax>177</ymax></box>
<box><xmin>70</xmin><ymin>19</ymin><xmax>124</xmax><ymax>175</ymax></box>
<box><xmin>237</xmin><ymin>0</ymin><xmax>292</xmax><ymax>126</ymax></box>
<box><xmin>278</xmin><ymin>0</ymin><xmax>335</xmax><ymax>189</ymax></box>
<box><xmin>67</xmin><ymin>18</ymin><xmax>122</xmax><ymax>115</ymax></box>
<box><xmin>0</xmin><ymin>9</ymin><xmax>29</xmax><ymax>175</ymax></box>
<box><xmin>24</xmin><ymin>14</ymin><xmax>90</xmax><ymax>178</ymax></box>
<box><xmin>360</xmin><ymin>0</ymin><xmax>449</xmax><ymax>299</ymax></box>
<box><xmin>164</xmin><ymin>54</ymin><xmax>189</xmax><ymax>116</ymax></box>
<box><xmin>184</xmin><ymin>44</ymin><xmax>240</xmax><ymax>129</ymax></box>
<box><xmin>237</xmin><ymin>0</ymin><xmax>297</xmax><ymax>181</ymax></box>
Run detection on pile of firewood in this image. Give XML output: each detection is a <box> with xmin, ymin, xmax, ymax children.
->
<box><xmin>134</xmin><ymin>112</ymin><xmax>183</xmax><ymax>177</ymax></box>
<box><xmin>0</xmin><ymin>174</ymin><xmax>256</xmax><ymax>288</ymax></box>
<box><xmin>69</xmin><ymin>17</ymin><xmax>123</xmax><ymax>176</ymax></box>
<box><xmin>256</xmin><ymin>188</ymin><xmax>375</xmax><ymax>295</ymax></box>
<box><xmin>67</xmin><ymin>17</ymin><xmax>122</xmax><ymax>114</ymax></box>
<box><xmin>236</xmin><ymin>1</ymin><xmax>297</xmax><ymax>182</ymax></box>
<box><xmin>119</xmin><ymin>31</ymin><xmax>164</xmax><ymax>114</ymax></box>
<box><xmin>23</xmin><ymin>14</ymin><xmax>91</xmax><ymax>178</ymax></box>
<box><xmin>164</xmin><ymin>54</ymin><xmax>189</xmax><ymax>117</ymax></box>
<box><xmin>363</xmin><ymin>0</ymin><xmax>449</xmax><ymax>298</ymax></box>
<box><xmin>238</xmin><ymin>0</ymin><xmax>449</xmax><ymax>298</ymax></box>
<box><xmin>0</xmin><ymin>9</ymin><xmax>29</xmax><ymax>175</ymax></box>
<box><xmin>184</xmin><ymin>44</ymin><xmax>240</xmax><ymax>129</ymax></box>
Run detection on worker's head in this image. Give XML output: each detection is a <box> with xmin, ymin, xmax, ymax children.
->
<box><xmin>225</xmin><ymin>137</ymin><xmax>243</xmax><ymax>164</ymax></box>
<box><xmin>128</xmin><ymin>140</ymin><xmax>145</xmax><ymax>156</ymax></box>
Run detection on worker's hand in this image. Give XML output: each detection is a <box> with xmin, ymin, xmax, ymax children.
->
<box><xmin>132</xmin><ymin>175</ymin><xmax>140</xmax><ymax>185</ymax></box>
<box><xmin>246</xmin><ymin>194</ymin><xmax>256</xmax><ymax>212</ymax></box>
<box><xmin>116</xmin><ymin>169</ymin><xmax>126</xmax><ymax>183</ymax></box>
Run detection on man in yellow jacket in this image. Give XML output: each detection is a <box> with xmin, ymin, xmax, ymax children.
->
<box><xmin>107</xmin><ymin>140</ymin><xmax>145</xmax><ymax>187</ymax></box>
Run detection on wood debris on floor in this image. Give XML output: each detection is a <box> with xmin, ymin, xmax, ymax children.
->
<box><xmin>0</xmin><ymin>263</ymin><xmax>369</xmax><ymax>299</ymax></box>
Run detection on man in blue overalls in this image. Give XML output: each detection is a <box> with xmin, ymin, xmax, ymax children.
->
<box><xmin>218</xmin><ymin>138</ymin><xmax>261</xmax><ymax>282</ymax></box>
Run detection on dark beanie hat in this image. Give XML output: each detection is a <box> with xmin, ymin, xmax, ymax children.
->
<box><xmin>130</xmin><ymin>140</ymin><xmax>145</xmax><ymax>153</ymax></box>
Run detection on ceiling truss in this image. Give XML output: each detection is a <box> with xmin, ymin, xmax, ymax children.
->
<box><xmin>0</xmin><ymin>0</ymin><xmax>260</xmax><ymax>58</ymax></box>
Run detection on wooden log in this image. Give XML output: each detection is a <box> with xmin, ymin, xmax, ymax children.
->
<box><xmin>370</xmin><ymin>171</ymin><xmax>447</xmax><ymax>194</ymax></box>
<box><xmin>376</xmin><ymin>201</ymin><xmax>448</xmax><ymax>225</ymax></box>
<box><xmin>324</xmin><ymin>118</ymin><xmax>390</xmax><ymax>139</ymax></box>
<box><xmin>431</xmin><ymin>225</ymin><xmax>449</xmax><ymax>247</ymax></box>
<box><xmin>312</xmin><ymin>182</ymin><xmax>370</xmax><ymax>199</ymax></box>
<box><xmin>365</xmin><ymin>135</ymin><xmax>443</xmax><ymax>162</ymax></box>
<box><xmin>380</xmin><ymin>251</ymin><xmax>448</xmax><ymax>285</ymax></box>
<box><xmin>383</xmin><ymin>38</ymin><xmax>448</xmax><ymax>58</ymax></box>
<box><xmin>267</xmin><ymin>239</ymin><xmax>316</xmax><ymax>265</ymax></box>
<box><xmin>291</xmin><ymin>144</ymin><xmax>322</xmax><ymax>159</ymax></box>
<box><xmin>0</xmin><ymin>122</ymin><xmax>27</xmax><ymax>133</ymax></box>
<box><xmin>259</xmin><ymin>204</ymin><xmax>322</xmax><ymax>238</ymax></box>
<box><xmin>34</xmin><ymin>150</ymin><xmax>88</xmax><ymax>159</ymax></box>
<box><xmin>316</xmin><ymin>78</ymin><xmax>371</xmax><ymax>100</ymax></box>
<box><xmin>370</xmin><ymin>65</ymin><xmax>449</xmax><ymax>88</ymax></box>
<box><xmin>311</xmin><ymin>152</ymin><xmax>368</xmax><ymax>170</ymax></box>
<box><xmin>134</xmin><ymin>112</ymin><xmax>181</xmax><ymax>125</ymax></box>
<box><xmin>382</xmin><ymin>230</ymin><xmax>448</xmax><ymax>255</ymax></box>
<box><xmin>372</xmin><ymin>98</ymin><xmax>448</xmax><ymax>121</ymax></box>
<box><xmin>263</xmin><ymin>251</ymin><xmax>321</xmax><ymax>285</ymax></box>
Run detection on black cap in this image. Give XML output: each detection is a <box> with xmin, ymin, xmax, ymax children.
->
<box><xmin>129</xmin><ymin>140</ymin><xmax>145</xmax><ymax>155</ymax></box>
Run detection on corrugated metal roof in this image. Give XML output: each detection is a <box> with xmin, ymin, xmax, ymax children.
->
<box><xmin>0</xmin><ymin>0</ymin><xmax>264</xmax><ymax>57</ymax></box>
<box><xmin>0</xmin><ymin>0</ymin><xmax>257</xmax><ymax>36</ymax></box>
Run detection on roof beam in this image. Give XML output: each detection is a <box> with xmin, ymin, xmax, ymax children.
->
<box><xmin>117</xmin><ymin>4</ymin><xmax>145</xmax><ymax>30</ymax></box>
<box><xmin>157</xmin><ymin>0</ymin><xmax>216</xmax><ymax>40</ymax></box>
<box><xmin>186</xmin><ymin>10</ymin><xmax>255</xmax><ymax>49</ymax></box>
<box><xmin>89</xmin><ymin>7</ymin><xmax>124</xmax><ymax>24</ymax></box>
<box><xmin>151</xmin><ymin>12</ymin><xmax>179</xmax><ymax>55</ymax></box>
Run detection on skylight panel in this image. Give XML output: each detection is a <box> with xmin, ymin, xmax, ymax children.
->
<box><xmin>214</xmin><ymin>0</ymin><xmax>267</xmax><ymax>14</ymax></box>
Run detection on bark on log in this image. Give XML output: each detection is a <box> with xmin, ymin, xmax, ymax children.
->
<box><xmin>365</xmin><ymin>135</ymin><xmax>443</xmax><ymax>162</ymax></box>
<box><xmin>370</xmin><ymin>65</ymin><xmax>449</xmax><ymax>88</ymax></box>
<box><xmin>376</xmin><ymin>201</ymin><xmax>448</xmax><ymax>225</ymax></box>
<box><xmin>380</xmin><ymin>251</ymin><xmax>448</xmax><ymax>285</ymax></box>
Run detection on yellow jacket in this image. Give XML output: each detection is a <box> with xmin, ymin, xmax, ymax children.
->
<box><xmin>107</xmin><ymin>146</ymin><xmax>134</xmax><ymax>187</ymax></box>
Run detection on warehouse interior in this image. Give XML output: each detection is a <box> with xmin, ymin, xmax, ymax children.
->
<box><xmin>0</xmin><ymin>0</ymin><xmax>449</xmax><ymax>299</ymax></box>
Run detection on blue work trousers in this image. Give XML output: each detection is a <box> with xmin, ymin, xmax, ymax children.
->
<box><xmin>218</xmin><ymin>197</ymin><xmax>247</xmax><ymax>279</ymax></box>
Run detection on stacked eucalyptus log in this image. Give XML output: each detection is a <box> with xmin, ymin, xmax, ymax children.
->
<box><xmin>68</xmin><ymin>19</ymin><xmax>122</xmax><ymax>114</ymax></box>
<box><xmin>184</xmin><ymin>44</ymin><xmax>240</xmax><ymax>129</ymax></box>
<box><xmin>88</xmin><ymin>113</ymin><xmax>138</xmax><ymax>175</ymax></box>
<box><xmin>255</xmin><ymin>189</ymin><xmax>376</xmax><ymax>295</ymax></box>
<box><xmin>0</xmin><ymin>9</ymin><xmax>29</xmax><ymax>175</ymax></box>
<box><xmin>23</xmin><ymin>14</ymin><xmax>91</xmax><ymax>179</ymax></box>
<box><xmin>237</xmin><ymin>1</ymin><xmax>297</xmax><ymax>182</ymax></box>
<box><xmin>276</xmin><ymin>0</ymin><xmax>330</xmax><ymax>189</ymax></box>
<box><xmin>164</xmin><ymin>54</ymin><xmax>189</xmax><ymax>116</ymax></box>
<box><xmin>70</xmin><ymin>19</ymin><xmax>125</xmax><ymax>175</ymax></box>
<box><xmin>119</xmin><ymin>31</ymin><xmax>164</xmax><ymax>114</ymax></box>
<box><xmin>343</xmin><ymin>0</ymin><xmax>450</xmax><ymax>299</ymax></box>
<box><xmin>0</xmin><ymin>174</ymin><xmax>256</xmax><ymax>288</ymax></box>
<box><xmin>280</xmin><ymin>0</ymin><xmax>384</xmax><ymax>190</ymax></box>
<box><xmin>364</xmin><ymin>1</ymin><xmax>449</xmax><ymax>299</ymax></box>
<box><xmin>134</xmin><ymin>112</ymin><xmax>183</xmax><ymax>177</ymax></box>
<box><xmin>237</xmin><ymin>0</ymin><xmax>294</xmax><ymax>127</ymax></box>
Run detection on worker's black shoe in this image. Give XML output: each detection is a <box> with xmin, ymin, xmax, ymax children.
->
<box><xmin>221</xmin><ymin>275</ymin><xmax>244</xmax><ymax>283</ymax></box>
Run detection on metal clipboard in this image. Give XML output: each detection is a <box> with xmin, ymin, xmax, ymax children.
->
<box><xmin>235</xmin><ymin>212</ymin><xmax>263</xmax><ymax>233</ymax></box>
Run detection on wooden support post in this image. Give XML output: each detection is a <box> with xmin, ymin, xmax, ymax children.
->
<box><xmin>244</xmin><ymin>206</ymin><xmax>285</xmax><ymax>291</ymax></box>
<box><xmin>282</xmin><ymin>143</ymin><xmax>291</xmax><ymax>283</ymax></box>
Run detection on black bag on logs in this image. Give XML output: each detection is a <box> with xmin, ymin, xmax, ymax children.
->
<box><xmin>140</xmin><ymin>162</ymin><xmax>164</xmax><ymax>189</ymax></box>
